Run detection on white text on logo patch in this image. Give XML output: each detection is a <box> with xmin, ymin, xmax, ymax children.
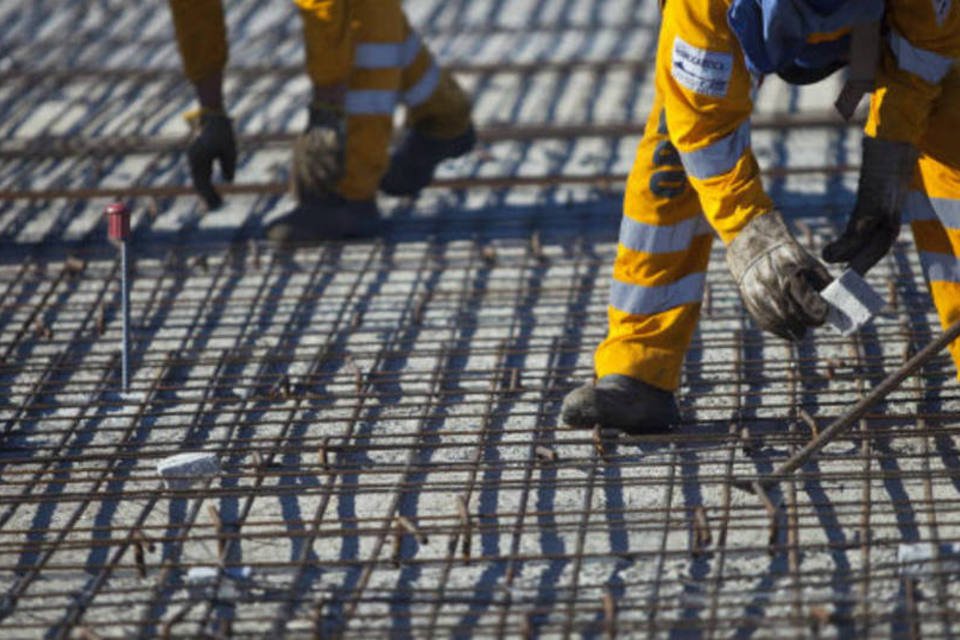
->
<box><xmin>671</xmin><ymin>37</ymin><xmax>733</xmax><ymax>98</ymax></box>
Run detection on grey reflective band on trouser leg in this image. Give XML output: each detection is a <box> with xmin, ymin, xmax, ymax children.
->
<box><xmin>888</xmin><ymin>30</ymin><xmax>955</xmax><ymax>84</ymax></box>
<box><xmin>904</xmin><ymin>191</ymin><xmax>960</xmax><ymax>230</ymax></box>
<box><xmin>403</xmin><ymin>64</ymin><xmax>441</xmax><ymax>107</ymax></box>
<box><xmin>678</xmin><ymin>120</ymin><xmax>751</xmax><ymax>180</ymax></box>
<box><xmin>618</xmin><ymin>214</ymin><xmax>712</xmax><ymax>254</ymax></box>
<box><xmin>354</xmin><ymin>33</ymin><xmax>421</xmax><ymax>69</ymax></box>
<box><xmin>920</xmin><ymin>251</ymin><xmax>960</xmax><ymax>284</ymax></box>
<box><xmin>609</xmin><ymin>271</ymin><xmax>706</xmax><ymax>316</ymax></box>
<box><xmin>345</xmin><ymin>90</ymin><xmax>398</xmax><ymax>115</ymax></box>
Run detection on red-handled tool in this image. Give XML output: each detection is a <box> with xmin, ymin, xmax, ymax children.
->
<box><xmin>106</xmin><ymin>202</ymin><xmax>132</xmax><ymax>391</ymax></box>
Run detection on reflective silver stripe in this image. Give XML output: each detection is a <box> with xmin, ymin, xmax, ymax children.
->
<box><xmin>904</xmin><ymin>191</ymin><xmax>960</xmax><ymax>229</ymax></box>
<box><xmin>609</xmin><ymin>272</ymin><xmax>706</xmax><ymax>316</ymax></box>
<box><xmin>618</xmin><ymin>215</ymin><xmax>712</xmax><ymax>254</ymax></box>
<box><xmin>402</xmin><ymin>64</ymin><xmax>440</xmax><ymax>107</ymax></box>
<box><xmin>919</xmin><ymin>251</ymin><xmax>960</xmax><ymax>283</ymax></box>
<box><xmin>678</xmin><ymin>120</ymin><xmax>751</xmax><ymax>180</ymax></box>
<box><xmin>345</xmin><ymin>90</ymin><xmax>397</xmax><ymax>115</ymax></box>
<box><xmin>354</xmin><ymin>33</ymin><xmax>420</xmax><ymax>69</ymax></box>
<box><xmin>888</xmin><ymin>30</ymin><xmax>955</xmax><ymax>84</ymax></box>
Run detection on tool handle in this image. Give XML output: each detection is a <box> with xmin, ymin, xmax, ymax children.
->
<box><xmin>106</xmin><ymin>201</ymin><xmax>130</xmax><ymax>241</ymax></box>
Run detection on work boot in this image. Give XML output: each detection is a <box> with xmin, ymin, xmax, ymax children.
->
<box><xmin>561</xmin><ymin>374</ymin><xmax>680</xmax><ymax>434</ymax></box>
<box><xmin>379</xmin><ymin>125</ymin><xmax>476</xmax><ymax>197</ymax></box>
<box><xmin>265</xmin><ymin>195</ymin><xmax>380</xmax><ymax>247</ymax></box>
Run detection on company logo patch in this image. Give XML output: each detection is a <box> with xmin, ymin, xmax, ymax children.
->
<box><xmin>671</xmin><ymin>37</ymin><xmax>733</xmax><ymax>98</ymax></box>
<box><xmin>934</xmin><ymin>0</ymin><xmax>952</xmax><ymax>26</ymax></box>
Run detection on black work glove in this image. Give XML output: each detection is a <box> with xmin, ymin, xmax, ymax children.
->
<box><xmin>186</xmin><ymin>110</ymin><xmax>236</xmax><ymax>210</ymax></box>
<box><xmin>822</xmin><ymin>136</ymin><xmax>917</xmax><ymax>275</ymax></box>
<box><xmin>291</xmin><ymin>102</ymin><xmax>344</xmax><ymax>203</ymax></box>
<box><xmin>726</xmin><ymin>211</ymin><xmax>832</xmax><ymax>341</ymax></box>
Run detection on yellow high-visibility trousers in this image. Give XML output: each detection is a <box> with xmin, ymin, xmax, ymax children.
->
<box><xmin>594</xmin><ymin>92</ymin><xmax>714</xmax><ymax>392</ymax></box>
<box><xmin>298</xmin><ymin>0</ymin><xmax>471</xmax><ymax>200</ymax></box>
<box><xmin>907</xmin><ymin>70</ymin><xmax>960</xmax><ymax>378</ymax></box>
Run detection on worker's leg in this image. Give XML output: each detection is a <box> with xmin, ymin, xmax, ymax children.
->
<box><xmin>379</xmin><ymin>13</ymin><xmax>474</xmax><ymax>196</ymax></box>
<box><xmin>596</xmin><ymin>95</ymin><xmax>713</xmax><ymax>392</ymax></box>
<box><xmin>909</xmin><ymin>69</ymin><xmax>960</xmax><ymax>379</ymax></box>
<box><xmin>269</xmin><ymin>0</ymin><xmax>404</xmax><ymax>244</ymax></box>
<box><xmin>906</xmin><ymin>154</ymin><xmax>960</xmax><ymax>379</ymax></box>
<box><xmin>562</xmin><ymin>93</ymin><xmax>712</xmax><ymax>432</ymax></box>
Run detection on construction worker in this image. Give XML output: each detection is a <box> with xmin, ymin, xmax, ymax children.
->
<box><xmin>563</xmin><ymin>0</ymin><xmax>960</xmax><ymax>434</ymax></box>
<box><xmin>167</xmin><ymin>0</ymin><xmax>475</xmax><ymax>245</ymax></box>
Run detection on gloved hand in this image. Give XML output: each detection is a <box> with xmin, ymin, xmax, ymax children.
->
<box><xmin>291</xmin><ymin>101</ymin><xmax>344</xmax><ymax>203</ymax></box>
<box><xmin>822</xmin><ymin>136</ymin><xmax>917</xmax><ymax>274</ymax></box>
<box><xmin>726</xmin><ymin>211</ymin><xmax>831</xmax><ymax>341</ymax></box>
<box><xmin>185</xmin><ymin>109</ymin><xmax>236</xmax><ymax>210</ymax></box>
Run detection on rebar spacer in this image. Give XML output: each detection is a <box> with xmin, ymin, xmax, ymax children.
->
<box><xmin>106</xmin><ymin>201</ymin><xmax>130</xmax><ymax>241</ymax></box>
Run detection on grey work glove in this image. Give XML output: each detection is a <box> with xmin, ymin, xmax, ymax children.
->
<box><xmin>726</xmin><ymin>211</ymin><xmax>832</xmax><ymax>341</ymax></box>
<box><xmin>291</xmin><ymin>102</ymin><xmax>345</xmax><ymax>203</ymax></box>
<box><xmin>187</xmin><ymin>111</ymin><xmax>236</xmax><ymax>210</ymax></box>
<box><xmin>822</xmin><ymin>136</ymin><xmax>918</xmax><ymax>274</ymax></box>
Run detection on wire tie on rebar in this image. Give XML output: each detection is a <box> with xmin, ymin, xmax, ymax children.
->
<box><xmin>390</xmin><ymin>522</ymin><xmax>403</xmax><ymax>567</ymax></box>
<box><xmin>530</xmin><ymin>231</ymin><xmax>545</xmax><ymax>262</ymax></box>
<box><xmin>96</xmin><ymin>302</ymin><xmax>107</xmax><ymax>337</ymax></box>
<box><xmin>534</xmin><ymin>445</ymin><xmax>558</xmax><ymax>463</ymax></box>
<box><xmin>318</xmin><ymin>437</ymin><xmax>333</xmax><ymax>472</ymax></box>
<box><xmin>33</xmin><ymin>318</ymin><xmax>53</xmax><ymax>340</ymax></box>
<box><xmin>396</xmin><ymin>516</ymin><xmax>428</xmax><ymax>546</ymax></box>
<box><xmin>351</xmin><ymin>310</ymin><xmax>364</xmax><ymax>329</ymax></box>
<box><xmin>207</xmin><ymin>504</ymin><xmax>227</xmax><ymax>563</ymax></box>
<box><xmin>752</xmin><ymin>481</ymin><xmax>780</xmax><ymax>555</ymax></box>
<box><xmin>64</xmin><ymin>255</ymin><xmax>86</xmax><ymax>277</ymax></box>
<box><xmin>797</xmin><ymin>408</ymin><xmax>820</xmax><ymax>438</ymax></box>
<box><xmin>602</xmin><ymin>589</ymin><xmax>617</xmax><ymax>640</ymax></box>
<box><xmin>887</xmin><ymin>277</ymin><xmax>898</xmax><ymax>310</ymax></box>
<box><xmin>739</xmin><ymin>426</ymin><xmax>759</xmax><ymax>457</ymax></box>
<box><xmin>189</xmin><ymin>254</ymin><xmax>209</xmax><ymax>273</ymax></box>
<box><xmin>345</xmin><ymin>355</ymin><xmax>363</xmax><ymax>394</ymax></box>
<box><xmin>413</xmin><ymin>293</ymin><xmax>427</xmax><ymax>325</ymax></box>
<box><xmin>131</xmin><ymin>528</ymin><xmax>152</xmax><ymax>579</ymax></box>
<box><xmin>270</xmin><ymin>374</ymin><xmax>292</xmax><ymax>401</ymax></box>
<box><xmin>456</xmin><ymin>495</ymin><xmax>471</xmax><ymax>564</ymax></box>
<box><xmin>824</xmin><ymin>358</ymin><xmax>843</xmax><ymax>380</ymax></box>
<box><xmin>506</xmin><ymin>367</ymin><xmax>523</xmax><ymax>393</ymax></box>
<box><xmin>593</xmin><ymin>425</ymin><xmax>608</xmax><ymax>460</ymax></box>
<box><xmin>248</xmin><ymin>238</ymin><xmax>261</xmax><ymax>270</ymax></box>
<box><xmin>691</xmin><ymin>505</ymin><xmax>712</xmax><ymax>555</ymax></box>
<box><xmin>481</xmin><ymin>244</ymin><xmax>497</xmax><ymax>265</ymax></box>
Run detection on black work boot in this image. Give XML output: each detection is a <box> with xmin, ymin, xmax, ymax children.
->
<box><xmin>265</xmin><ymin>195</ymin><xmax>380</xmax><ymax>247</ymax></box>
<box><xmin>561</xmin><ymin>374</ymin><xmax>680</xmax><ymax>435</ymax></box>
<box><xmin>379</xmin><ymin>125</ymin><xmax>476</xmax><ymax>197</ymax></box>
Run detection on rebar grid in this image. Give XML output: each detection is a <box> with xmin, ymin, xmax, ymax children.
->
<box><xmin>2</xmin><ymin>227</ymin><xmax>959</xmax><ymax>638</ymax></box>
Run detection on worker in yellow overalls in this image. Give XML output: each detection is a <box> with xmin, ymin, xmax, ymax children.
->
<box><xmin>563</xmin><ymin>0</ymin><xmax>960</xmax><ymax>434</ymax></box>
<box><xmin>167</xmin><ymin>0</ymin><xmax>475</xmax><ymax>245</ymax></box>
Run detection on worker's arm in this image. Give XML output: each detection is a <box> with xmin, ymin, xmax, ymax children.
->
<box><xmin>167</xmin><ymin>0</ymin><xmax>234</xmax><ymax>209</ymax></box>
<box><xmin>657</xmin><ymin>1</ymin><xmax>828</xmax><ymax>340</ymax></box>
<box><xmin>167</xmin><ymin>0</ymin><xmax>229</xmax><ymax>105</ymax></box>
<box><xmin>865</xmin><ymin>0</ymin><xmax>960</xmax><ymax>144</ymax></box>
<box><xmin>825</xmin><ymin>0</ymin><xmax>959</xmax><ymax>273</ymax></box>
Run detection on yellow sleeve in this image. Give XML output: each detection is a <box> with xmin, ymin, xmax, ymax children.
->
<box><xmin>865</xmin><ymin>0</ymin><xmax>960</xmax><ymax>144</ymax></box>
<box><xmin>296</xmin><ymin>0</ymin><xmax>350</xmax><ymax>87</ymax></box>
<box><xmin>168</xmin><ymin>0</ymin><xmax>228</xmax><ymax>84</ymax></box>
<box><xmin>658</xmin><ymin>0</ymin><xmax>773</xmax><ymax>245</ymax></box>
